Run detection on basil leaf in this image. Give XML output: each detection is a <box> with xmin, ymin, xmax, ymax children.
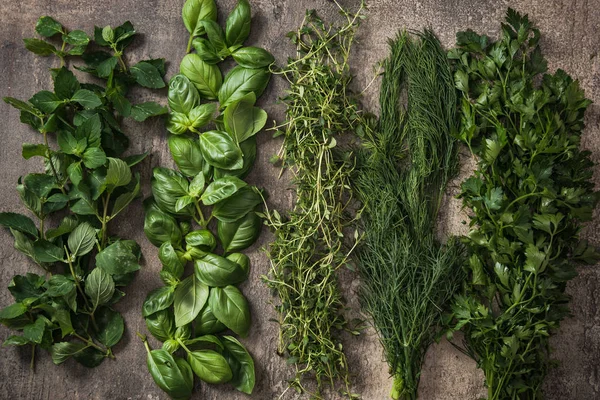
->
<box><xmin>218</xmin><ymin>66</ymin><xmax>270</xmax><ymax>108</ymax></box>
<box><xmin>214</xmin><ymin>136</ymin><xmax>257</xmax><ymax>180</ymax></box>
<box><xmin>23</xmin><ymin>38</ymin><xmax>56</xmax><ymax>57</ymax></box>
<box><xmin>130</xmin><ymin>102</ymin><xmax>168</xmax><ymax>122</ymax></box>
<box><xmin>225</xmin><ymin>0</ymin><xmax>251</xmax><ymax>47</ymax></box>
<box><xmin>0</xmin><ymin>303</ymin><xmax>27</xmax><ymax>320</ymax></box>
<box><xmin>67</xmin><ymin>222</ymin><xmax>96</xmax><ymax>257</ymax></box>
<box><xmin>33</xmin><ymin>239</ymin><xmax>65</xmax><ymax>263</ymax></box>
<box><xmin>0</xmin><ymin>212</ymin><xmax>38</xmax><ymax>238</ymax></box>
<box><xmin>36</xmin><ymin>16</ymin><xmax>63</xmax><ymax>37</ymax></box>
<box><xmin>82</xmin><ymin>147</ymin><xmax>107</xmax><ymax>169</ymax></box>
<box><xmin>166</xmin><ymin>112</ymin><xmax>190</xmax><ymax>135</ymax></box>
<box><xmin>182</xmin><ymin>0</ymin><xmax>217</xmax><ymax>36</ymax></box>
<box><xmin>218</xmin><ymin>211</ymin><xmax>261</xmax><ymax>253</ymax></box>
<box><xmin>144</xmin><ymin>201</ymin><xmax>183</xmax><ymax>247</ymax></box>
<box><xmin>201</xmin><ymin>20</ymin><xmax>229</xmax><ymax>58</ymax></box>
<box><xmin>223</xmin><ymin>93</ymin><xmax>267</xmax><ymax>143</ymax></box>
<box><xmin>226</xmin><ymin>253</ymin><xmax>250</xmax><ymax>276</ymax></box>
<box><xmin>198</xmin><ymin>130</ymin><xmax>243</xmax><ymax>170</ymax></box>
<box><xmin>180</xmin><ymin>54</ymin><xmax>222</xmax><ymax>99</ymax></box>
<box><xmin>152</xmin><ymin>167</ymin><xmax>195</xmax><ymax>216</ymax></box>
<box><xmin>130</xmin><ymin>61</ymin><xmax>165</xmax><ymax>89</ymax></box>
<box><xmin>96</xmin><ymin>240</ymin><xmax>141</xmax><ymax>275</ymax></box>
<box><xmin>185</xmin><ymin>230</ymin><xmax>217</xmax><ymax>254</ymax></box>
<box><xmin>208</xmin><ymin>285</ymin><xmax>251</xmax><ymax>337</ymax></box>
<box><xmin>158</xmin><ymin>240</ymin><xmax>183</xmax><ymax>268</ymax></box>
<box><xmin>95</xmin><ymin>306</ymin><xmax>124</xmax><ymax>347</ymax></box>
<box><xmin>54</xmin><ymin>67</ymin><xmax>80</xmax><ymax>100</ymax></box>
<box><xmin>212</xmin><ymin>186</ymin><xmax>262</xmax><ymax>222</ymax></box>
<box><xmin>51</xmin><ymin>341</ymin><xmax>88</xmax><ymax>365</ymax></box>
<box><xmin>46</xmin><ymin>275</ymin><xmax>75</xmax><ymax>297</ymax></box>
<box><xmin>85</xmin><ymin>267</ymin><xmax>115</xmax><ymax>309</ymax></box>
<box><xmin>221</xmin><ymin>335</ymin><xmax>255</xmax><ymax>394</ymax></box>
<box><xmin>168</xmin><ymin>74</ymin><xmax>201</xmax><ymax>115</ymax></box>
<box><xmin>201</xmin><ymin>176</ymin><xmax>247</xmax><ymax>205</ymax></box>
<box><xmin>145</xmin><ymin>347</ymin><xmax>194</xmax><ymax>400</ymax></box>
<box><xmin>188</xmin><ymin>172</ymin><xmax>205</xmax><ymax>197</ymax></box>
<box><xmin>194</xmin><ymin>253</ymin><xmax>247</xmax><ymax>287</ymax></box>
<box><xmin>142</xmin><ymin>286</ymin><xmax>175</xmax><ymax>317</ymax></box>
<box><xmin>188</xmin><ymin>103</ymin><xmax>217</xmax><ymax>131</ymax></box>
<box><xmin>105</xmin><ymin>157</ymin><xmax>132</xmax><ymax>192</ymax></box>
<box><xmin>232</xmin><ymin>46</ymin><xmax>274</xmax><ymax>69</ymax></box>
<box><xmin>30</xmin><ymin>90</ymin><xmax>62</xmax><ymax>113</ymax></box>
<box><xmin>195</xmin><ymin>304</ymin><xmax>226</xmax><ymax>335</ymax></box>
<box><xmin>174</xmin><ymin>275</ymin><xmax>209</xmax><ymax>327</ymax></box>
<box><xmin>145</xmin><ymin>309</ymin><xmax>176</xmax><ymax>342</ymax></box>
<box><xmin>192</xmin><ymin>37</ymin><xmax>221</xmax><ymax>64</ymax></box>
<box><xmin>187</xmin><ymin>349</ymin><xmax>233</xmax><ymax>384</ymax></box>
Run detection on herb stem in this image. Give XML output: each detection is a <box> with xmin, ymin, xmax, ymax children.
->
<box><xmin>64</xmin><ymin>246</ymin><xmax>91</xmax><ymax>311</ymax></box>
<box><xmin>100</xmin><ymin>192</ymin><xmax>111</xmax><ymax>249</ymax></box>
<box><xmin>186</xmin><ymin>35</ymin><xmax>193</xmax><ymax>54</ymax></box>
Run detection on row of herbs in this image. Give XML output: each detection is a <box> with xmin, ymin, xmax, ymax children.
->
<box><xmin>139</xmin><ymin>0</ymin><xmax>272</xmax><ymax>398</ymax></box>
<box><xmin>0</xmin><ymin>17</ymin><xmax>167</xmax><ymax>368</ymax></box>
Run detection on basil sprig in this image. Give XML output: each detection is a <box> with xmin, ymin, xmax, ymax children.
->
<box><xmin>0</xmin><ymin>16</ymin><xmax>167</xmax><ymax>369</ymax></box>
<box><xmin>141</xmin><ymin>0</ymin><xmax>271</xmax><ymax>397</ymax></box>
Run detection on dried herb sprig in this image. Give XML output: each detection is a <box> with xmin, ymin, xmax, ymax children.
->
<box><xmin>261</xmin><ymin>2</ymin><xmax>367</xmax><ymax>398</ymax></box>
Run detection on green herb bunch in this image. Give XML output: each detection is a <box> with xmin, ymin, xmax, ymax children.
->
<box><xmin>0</xmin><ymin>16</ymin><xmax>167</xmax><ymax>369</ymax></box>
<box><xmin>140</xmin><ymin>0</ymin><xmax>273</xmax><ymax>398</ymax></box>
<box><xmin>355</xmin><ymin>31</ymin><xmax>465</xmax><ymax>400</ymax></box>
<box><xmin>449</xmin><ymin>9</ymin><xmax>599</xmax><ymax>399</ymax></box>
<box><xmin>261</xmin><ymin>3</ymin><xmax>367</xmax><ymax>398</ymax></box>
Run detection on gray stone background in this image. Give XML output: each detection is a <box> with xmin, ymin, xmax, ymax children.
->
<box><xmin>0</xmin><ymin>0</ymin><xmax>598</xmax><ymax>399</ymax></box>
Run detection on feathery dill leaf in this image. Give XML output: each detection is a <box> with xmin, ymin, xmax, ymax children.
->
<box><xmin>355</xmin><ymin>30</ymin><xmax>465</xmax><ymax>400</ymax></box>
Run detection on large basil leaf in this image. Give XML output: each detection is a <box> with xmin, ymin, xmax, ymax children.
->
<box><xmin>146</xmin><ymin>347</ymin><xmax>193</xmax><ymax>400</ymax></box>
<box><xmin>226</xmin><ymin>253</ymin><xmax>250</xmax><ymax>276</ymax></box>
<box><xmin>144</xmin><ymin>201</ymin><xmax>183</xmax><ymax>247</ymax></box>
<box><xmin>182</xmin><ymin>0</ymin><xmax>217</xmax><ymax>36</ymax></box>
<box><xmin>84</xmin><ymin>267</ymin><xmax>115</xmax><ymax>309</ymax></box>
<box><xmin>187</xmin><ymin>349</ymin><xmax>232</xmax><ymax>384</ymax></box>
<box><xmin>168</xmin><ymin>135</ymin><xmax>204</xmax><ymax>177</ymax></box>
<box><xmin>96</xmin><ymin>240</ymin><xmax>141</xmax><ymax>275</ymax></box>
<box><xmin>174</xmin><ymin>275</ymin><xmax>209</xmax><ymax>327</ymax></box>
<box><xmin>145</xmin><ymin>309</ymin><xmax>176</xmax><ymax>342</ymax></box>
<box><xmin>223</xmin><ymin>93</ymin><xmax>267</xmax><ymax>143</ymax></box>
<box><xmin>95</xmin><ymin>306</ymin><xmax>124</xmax><ymax>347</ymax></box>
<box><xmin>209</xmin><ymin>285</ymin><xmax>251</xmax><ymax>337</ymax></box>
<box><xmin>218</xmin><ymin>211</ymin><xmax>261</xmax><ymax>253</ymax></box>
<box><xmin>221</xmin><ymin>335</ymin><xmax>255</xmax><ymax>394</ymax></box>
<box><xmin>214</xmin><ymin>136</ymin><xmax>257</xmax><ymax>180</ymax></box>
<box><xmin>185</xmin><ymin>230</ymin><xmax>216</xmax><ymax>252</ymax></box>
<box><xmin>51</xmin><ymin>342</ymin><xmax>88</xmax><ymax>365</ymax></box>
<box><xmin>180</xmin><ymin>54</ymin><xmax>222</xmax><ymax>99</ymax></box>
<box><xmin>194</xmin><ymin>253</ymin><xmax>247</xmax><ymax>287</ymax></box>
<box><xmin>201</xmin><ymin>176</ymin><xmax>247</xmax><ymax>205</ymax></box>
<box><xmin>201</xmin><ymin>20</ymin><xmax>229</xmax><ymax>58</ymax></box>
<box><xmin>188</xmin><ymin>103</ymin><xmax>217</xmax><ymax>131</ymax></box>
<box><xmin>232</xmin><ymin>46</ymin><xmax>274</xmax><ymax>69</ymax></box>
<box><xmin>152</xmin><ymin>167</ymin><xmax>194</xmax><ymax>217</ymax></box>
<box><xmin>0</xmin><ymin>212</ymin><xmax>38</xmax><ymax>238</ymax></box>
<box><xmin>67</xmin><ymin>222</ymin><xmax>96</xmax><ymax>257</ymax></box>
<box><xmin>195</xmin><ymin>304</ymin><xmax>226</xmax><ymax>335</ymax></box>
<box><xmin>159</xmin><ymin>242</ymin><xmax>185</xmax><ymax>279</ymax></box>
<box><xmin>168</xmin><ymin>74</ymin><xmax>200</xmax><ymax>114</ymax></box>
<box><xmin>142</xmin><ymin>286</ymin><xmax>175</xmax><ymax>317</ymax></box>
<box><xmin>192</xmin><ymin>37</ymin><xmax>221</xmax><ymax>64</ymax></box>
<box><xmin>212</xmin><ymin>186</ymin><xmax>262</xmax><ymax>222</ymax></box>
<box><xmin>166</xmin><ymin>112</ymin><xmax>190</xmax><ymax>135</ymax></box>
<box><xmin>218</xmin><ymin>66</ymin><xmax>270</xmax><ymax>108</ymax></box>
<box><xmin>198</xmin><ymin>130</ymin><xmax>243</xmax><ymax>170</ymax></box>
<box><xmin>225</xmin><ymin>0</ymin><xmax>251</xmax><ymax>47</ymax></box>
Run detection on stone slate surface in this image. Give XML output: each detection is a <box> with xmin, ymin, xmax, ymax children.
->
<box><xmin>0</xmin><ymin>0</ymin><xmax>598</xmax><ymax>399</ymax></box>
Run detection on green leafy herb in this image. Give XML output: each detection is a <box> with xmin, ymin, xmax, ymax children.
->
<box><xmin>448</xmin><ymin>9</ymin><xmax>599</xmax><ymax>399</ymax></box>
<box><xmin>261</xmin><ymin>3</ymin><xmax>366</xmax><ymax>398</ymax></box>
<box><xmin>0</xmin><ymin>16</ymin><xmax>166</xmax><ymax>369</ymax></box>
<box><xmin>141</xmin><ymin>0</ymin><xmax>268</xmax><ymax>397</ymax></box>
<box><xmin>355</xmin><ymin>31</ymin><xmax>465</xmax><ymax>400</ymax></box>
